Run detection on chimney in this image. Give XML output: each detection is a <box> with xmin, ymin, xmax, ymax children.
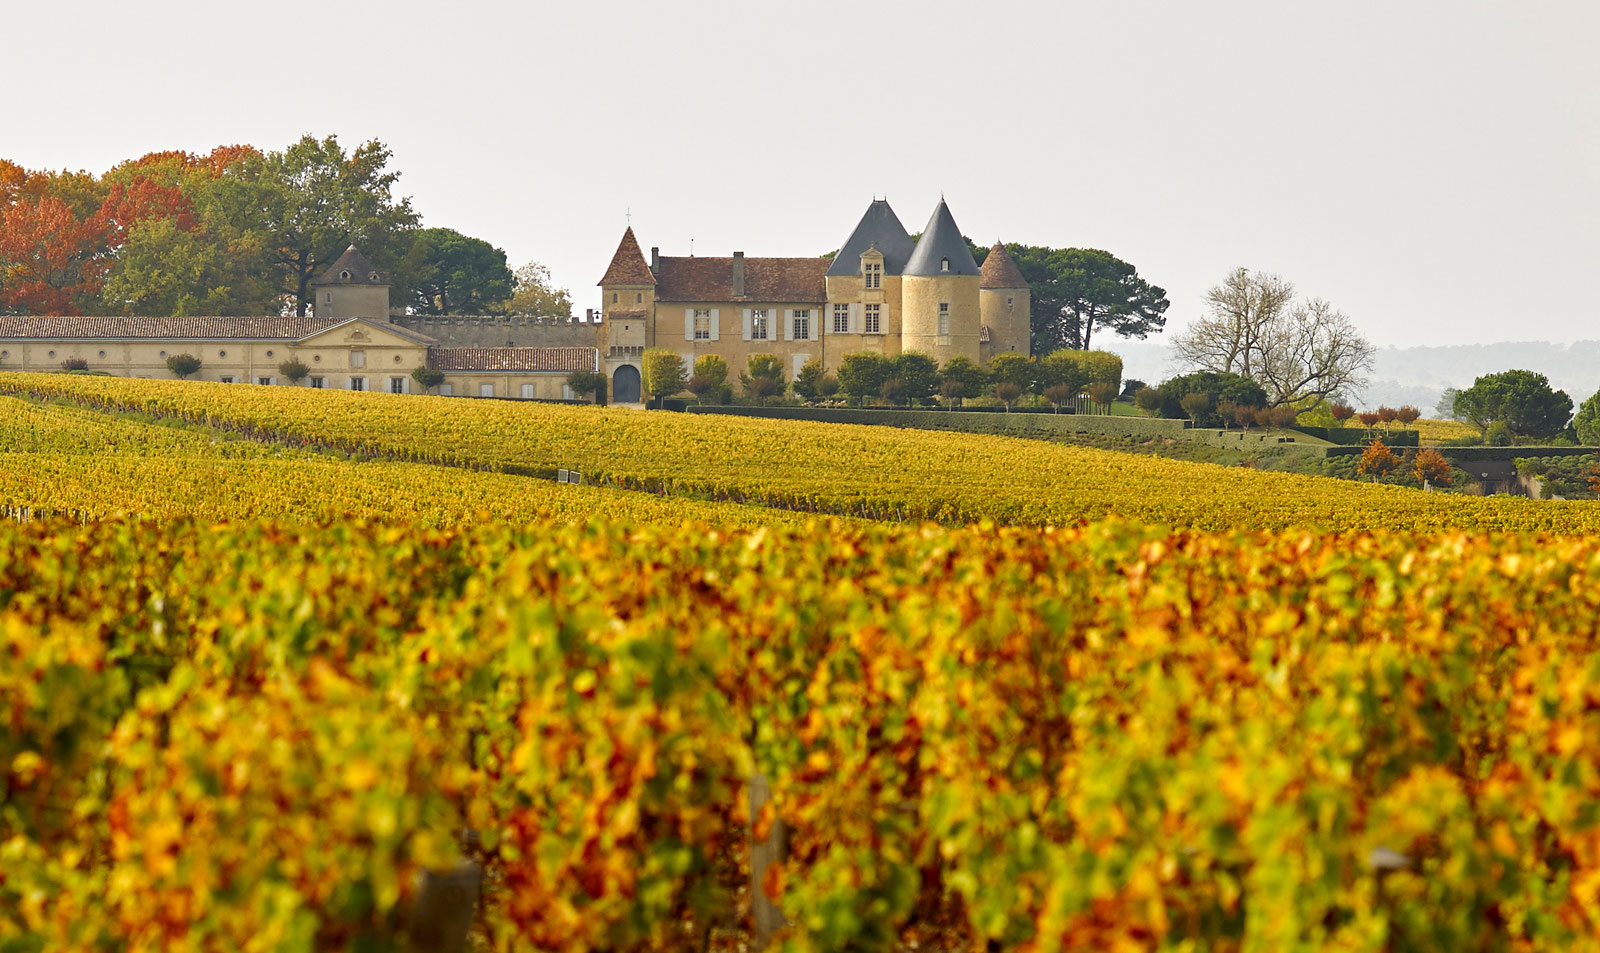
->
<box><xmin>650</xmin><ymin>246</ymin><xmax>659</xmax><ymax>275</ymax></box>
<box><xmin>732</xmin><ymin>251</ymin><xmax>745</xmax><ymax>298</ymax></box>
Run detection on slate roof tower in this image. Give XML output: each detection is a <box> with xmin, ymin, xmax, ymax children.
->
<box><xmin>312</xmin><ymin>245</ymin><xmax>390</xmax><ymax>320</ymax></box>
<box><xmin>900</xmin><ymin>199</ymin><xmax>981</xmax><ymax>362</ymax></box>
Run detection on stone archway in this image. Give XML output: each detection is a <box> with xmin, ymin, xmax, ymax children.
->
<box><xmin>612</xmin><ymin>364</ymin><xmax>641</xmax><ymax>404</ymax></box>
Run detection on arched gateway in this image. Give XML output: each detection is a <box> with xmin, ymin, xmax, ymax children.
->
<box><xmin>612</xmin><ymin>364</ymin><xmax>640</xmax><ymax>404</ymax></box>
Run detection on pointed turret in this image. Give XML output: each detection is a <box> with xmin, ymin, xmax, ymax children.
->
<box><xmin>598</xmin><ymin>227</ymin><xmax>656</xmax><ymax>286</ymax></box>
<box><xmin>979</xmin><ymin>241</ymin><xmax>1031</xmax><ymax>360</ymax></box>
<box><xmin>314</xmin><ymin>245</ymin><xmax>385</xmax><ymax>286</ymax></box>
<box><xmin>311</xmin><ymin>244</ymin><xmax>389</xmax><ymax>319</ymax></box>
<box><xmin>904</xmin><ymin>200</ymin><xmax>980</xmax><ymax>276</ymax></box>
<box><xmin>826</xmin><ymin>200</ymin><xmax>916</xmax><ymax>277</ymax></box>
<box><xmin>979</xmin><ymin>242</ymin><xmax>1026</xmax><ymax>289</ymax></box>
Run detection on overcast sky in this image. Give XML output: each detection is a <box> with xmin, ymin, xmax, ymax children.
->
<box><xmin>7</xmin><ymin>0</ymin><xmax>1597</xmax><ymax>349</ymax></box>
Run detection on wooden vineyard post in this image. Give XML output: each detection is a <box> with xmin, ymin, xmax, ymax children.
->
<box><xmin>748</xmin><ymin>772</ymin><xmax>787</xmax><ymax>949</ymax></box>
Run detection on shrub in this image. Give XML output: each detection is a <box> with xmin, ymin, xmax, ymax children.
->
<box><xmin>1377</xmin><ymin>406</ymin><xmax>1398</xmax><ymax>428</ymax></box>
<box><xmin>166</xmin><ymin>354</ymin><xmax>202</xmax><ymax>379</ymax></box>
<box><xmin>693</xmin><ymin>355</ymin><xmax>729</xmax><ymax>389</ymax></box>
<box><xmin>565</xmin><ymin>369</ymin><xmax>606</xmax><ymax>403</ymax></box>
<box><xmin>1042</xmin><ymin>384</ymin><xmax>1072</xmax><ymax>413</ymax></box>
<box><xmin>1133</xmin><ymin>386</ymin><xmax>1163</xmax><ymax>417</ymax></box>
<box><xmin>988</xmin><ymin>353</ymin><xmax>1037</xmax><ymax>393</ymax></box>
<box><xmin>892</xmin><ymin>352</ymin><xmax>939</xmax><ymax>406</ymax></box>
<box><xmin>1180</xmin><ymin>392</ymin><xmax>1212</xmax><ymax>425</ymax></box>
<box><xmin>793</xmin><ymin>358</ymin><xmax>828</xmax><ymax>402</ymax></box>
<box><xmin>1396</xmin><ymin>405</ymin><xmax>1422</xmax><ymax>427</ymax></box>
<box><xmin>1357</xmin><ymin>439</ymin><xmax>1400</xmax><ymax>478</ymax></box>
<box><xmin>1085</xmin><ymin>381</ymin><xmax>1119</xmax><ymax>411</ymax></box>
<box><xmin>740</xmin><ymin>354</ymin><xmax>786</xmax><ymax>406</ymax></box>
<box><xmin>1358</xmin><ymin>411</ymin><xmax>1380</xmax><ymax>431</ymax></box>
<box><xmin>411</xmin><ymin>366</ymin><xmax>446</xmax><ymax>393</ymax></box>
<box><xmin>994</xmin><ymin>381</ymin><xmax>1022</xmax><ymax>411</ymax></box>
<box><xmin>1485</xmin><ymin>420</ymin><xmax>1514</xmax><ymax>446</ymax></box>
<box><xmin>1120</xmin><ymin>379</ymin><xmax>1147</xmax><ymax>400</ymax></box>
<box><xmin>642</xmin><ymin>348</ymin><xmax>689</xmax><ymax>407</ymax></box>
<box><xmin>938</xmin><ymin>356</ymin><xmax>990</xmax><ymax>407</ymax></box>
<box><xmin>60</xmin><ymin>357</ymin><xmax>89</xmax><ymax>371</ymax></box>
<box><xmin>1151</xmin><ymin>372</ymin><xmax>1265</xmax><ymax>427</ymax></box>
<box><xmin>1413</xmin><ymin>448</ymin><xmax>1453</xmax><ymax>486</ymax></box>
<box><xmin>279</xmin><ymin>359</ymin><xmax>310</xmax><ymax>385</ymax></box>
<box><xmin>1330</xmin><ymin>402</ymin><xmax>1355</xmax><ymax>425</ymax></box>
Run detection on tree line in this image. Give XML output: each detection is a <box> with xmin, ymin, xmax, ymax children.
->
<box><xmin>0</xmin><ymin>136</ymin><xmax>570</xmax><ymax>318</ymax></box>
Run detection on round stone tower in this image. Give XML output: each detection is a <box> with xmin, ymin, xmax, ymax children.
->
<box><xmin>899</xmin><ymin>199</ymin><xmax>981</xmax><ymax>364</ymax></box>
<box><xmin>979</xmin><ymin>241</ymin><xmax>1031</xmax><ymax>360</ymax></box>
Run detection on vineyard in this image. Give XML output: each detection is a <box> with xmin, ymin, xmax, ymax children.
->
<box><xmin>6</xmin><ymin>375</ymin><xmax>1600</xmax><ymax>951</ymax></box>
<box><xmin>4</xmin><ymin>373</ymin><xmax>1600</xmax><ymax>533</ymax></box>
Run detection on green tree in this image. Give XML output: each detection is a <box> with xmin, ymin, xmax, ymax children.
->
<box><xmin>937</xmin><ymin>355</ymin><xmax>990</xmax><ymax>407</ymax></box>
<box><xmin>1453</xmin><ymin>369</ymin><xmax>1572</xmax><ymax>439</ymax></box>
<box><xmin>1150</xmin><ymin>371</ymin><xmax>1267</xmax><ymax>428</ymax></box>
<box><xmin>740</xmin><ymin>354</ymin><xmax>786</xmax><ymax>405</ymax></box>
<box><xmin>692</xmin><ymin>354</ymin><xmax>729</xmax><ymax>388</ymax></box>
<box><xmin>278</xmin><ymin>358</ymin><xmax>309</xmax><ymax>385</ymax></box>
<box><xmin>1037</xmin><ymin>351</ymin><xmax>1088</xmax><ymax>398</ymax></box>
<box><xmin>506</xmin><ymin>261</ymin><xmax>574</xmax><ymax>317</ymax></box>
<box><xmin>1008</xmin><ymin>246</ymin><xmax>1169</xmax><ymax>353</ymax></box>
<box><xmin>166</xmin><ymin>353</ymin><xmax>202</xmax><ymax>379</ymax></box>
<box><xmin>410</xmin><ymin>366</ymin><xmax>446</xmax><ymax>393</ymax></box>
<box><xmin>641</xmin><ymin>348</ymin><xmax>688</xmax><ymax>408</ymax></box>
<box><xmin>890</xmin><ymin>352</ymin><xmax>939</xmax><ymax>407</ymax></box>
<box><xmin>793</xmin><ymin>358</ymin><xmax>828</xmax><ymax>402</ymax></box>
<box><xmin>988</xmin><ymin>353</ymin><xmax>1037</xmax><ymax>394</ymax></box>
<box><xmin>564</xmin><ymin>368</ymin><xmax>606</xmax><ymax>403</ymax></box>
<box><xmin>837</xmin><ymin>352</ymin><xmax>890</xmax><ymax>406</ymax></box>
<box><xmin>1575</xmin><ymin>391</ymin><xmax>1600</xmax><ymax>446</ymax></box>
<box><xmin>255</xmin><ymin>134</ymin><xmax>418</xmax><ymax>317</ymax></box>
<box><xmin>395</xmin><ymin>227</ymin><xmax>513</xmax><ymax>315</ymax></box>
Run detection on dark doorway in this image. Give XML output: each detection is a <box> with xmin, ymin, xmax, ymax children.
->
<box><xmin>612</xmin><ymin>364</ymin><xmax>641</xmax><ymax>404</ymax></box>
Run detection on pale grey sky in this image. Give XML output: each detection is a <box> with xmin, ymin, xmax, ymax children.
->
<box><xmin>7</xmin><ymin>0</ymin><xmax>1597</xmax><ymax>349</ymax></box>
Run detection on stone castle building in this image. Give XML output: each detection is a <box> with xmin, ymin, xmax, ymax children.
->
<box><xmin>596</xmin><ymin>198</ymin><xmax>1030</xmax><ymax>402</ymax></box>
<box><xmin>0</xmin><ymin>198</ymin><xmax>1028</xmax><ymax>405</ymax></box>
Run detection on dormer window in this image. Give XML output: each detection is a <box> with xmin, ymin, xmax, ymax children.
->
<box><xmin>369</xmin><ymin>272</ymin><xmax>380</xmax><ymax>281</ymax></box>
<box><xmin>863</xmin><ymin>261</ymin><xmax>882</xmax><ymax>290</ymax></box>
<box><xmin>940</xmin><ymin>257</ymin><xmax>949</xmax><ymax>273</ymax></box>
<box><xmin>340</xmin><ymin>270</ymin><xmax>351</xmax><ymax>280</ymax></box>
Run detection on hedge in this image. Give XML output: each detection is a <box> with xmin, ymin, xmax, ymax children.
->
<box><xmin>1294</xmin><ymin>426</ymin><xmax>1419</xmax><ymax>447</ymax></box>
<box><xmin>686</xmin><ymin>405</ymin><xmax>1188</xmax><ymax>439</ymax></box>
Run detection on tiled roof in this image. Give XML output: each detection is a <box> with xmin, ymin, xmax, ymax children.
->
<box><xmin>979</xmin><ymin>242</ymin><xmax>1028</xmax><ymax>289</ymax></box>
<box><xmin>427</xmin><ymin>346</ymin><xmax>597</xmax><ymax>372</ymax></box>
<box><xmin>315</xmin><ymin>245</ymin><xmax>386</xmax><ymax>286</ymax></box>
<box><xmin>656</xmin><ymin>256</ymin><xmax>827</xmax><ymax>303</ymax></box>
<box><xmin>0</xmin><ymin>315</ymin><xmax>341</xmax><ymax>339</ymax></box>
<box><xmin>598</xmin><ymin>228</ymin><xmax>656</xmax><ymax>286</ymax></box>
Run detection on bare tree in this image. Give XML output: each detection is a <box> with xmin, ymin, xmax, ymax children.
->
<box><xmin>1172</xmin><ymin>268</ymin><xmax>1373</xmax><ymax>408</ymax></box>
<box><xmin>1171</xmin><ymin>267</ymin><xmax>1296</xmax><ymax>379</ymax></box>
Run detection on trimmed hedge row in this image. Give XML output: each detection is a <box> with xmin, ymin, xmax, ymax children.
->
<box><xmin>686</xmin><ymin>405</ymin><xmax>1188</xmax><ymax>438</ymax></box>
<box><xmin>1294</xmin><ymin>425</ymin><xmax>1419</xmax><ymax>447</ymax></box>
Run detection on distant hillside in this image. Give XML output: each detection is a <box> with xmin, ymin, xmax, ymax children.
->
<box><xmin>1103</xmin><ymin>337</ymin><xmax>1600</xmax><ymax>414</ymax></box>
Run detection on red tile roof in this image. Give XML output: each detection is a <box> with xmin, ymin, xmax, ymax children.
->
<box><xmin>655</xmin><ymin>256</ymin><xmax>827</xmax><ymax>303</ymax></box>
<box><xmin>979</xmin><ymin>242</ymin><xmax>1028</xmax><ymax>290</ymax></box>
<box><xmin>598</xmin><ymin>228</ymin><xmax>656</xmax><ymax>286</ymax></box>
<box><xmin>0</xmin><ymin>315</ymin><xmax>341</xmax><ymax>339</ymax></box>
<box><xmin>427</xmin><ymin>346</ymin><xmax>597</xmax><ymax>372</ymax></box>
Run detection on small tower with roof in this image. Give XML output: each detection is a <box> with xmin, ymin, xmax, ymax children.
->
<box><xmin>596</xmin><ymin>226</ymin><xmax>657</xmax><ymax>403</ymax></box>
<box><xmin>312</xmin><ymin>245</ymin><xmax>390</xmax><ymax>320</ymax></box>
<box><xmin>900</xmin><ymin>199</ymin><xmax>981</xmax><ymax>363</ymax></box>
<box><xmin>979</xmin><ymin>242</ymin><xmax>1031</xmax><ymax>360</ymax></box>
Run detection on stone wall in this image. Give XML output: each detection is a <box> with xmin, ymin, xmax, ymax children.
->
<box><xmin>391</xmin><ymin>315</ymin><xmax>601</xmax><ymax>349</ymax></box>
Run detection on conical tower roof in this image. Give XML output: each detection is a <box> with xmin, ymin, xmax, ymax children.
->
<box><xmin>825</xmin><ymin>199</ymin><xmax>916</xmax><ymax>277</ymax></box>
<box><xmin>598</xmin><ymin>227</ymin><xmax>656</xmax><ymax>285</ymax></box>
<box><xmin>314</xmin><ymin>245</ymin><xmax>386</xmax><ymax>286</ymax></box>
<box><xmin>904</xmin><ymin>199</ymin><xmax>980</xmax><ymax>277</ymax></box>
<box><xmin>979</xmin><ymin>241</ymin><xmax>1027</xmax><ymax>289</ymax></box>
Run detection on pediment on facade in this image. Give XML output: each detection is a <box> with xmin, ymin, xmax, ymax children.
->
<box><xmin>294</xmin><ymin>318</ymin><xmax>432</xmax><ymax>349</ymax></box>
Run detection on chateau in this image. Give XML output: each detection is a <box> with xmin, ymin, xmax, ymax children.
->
<box><xmin>597</xmin><ymin>198</ymin><xmax>1030</xmax><ymax>403</ymax></box>
<box><xmin>0</xmin><ymin>198</ymin><xmax>1029</xmax><ymax>405</ymax></box>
